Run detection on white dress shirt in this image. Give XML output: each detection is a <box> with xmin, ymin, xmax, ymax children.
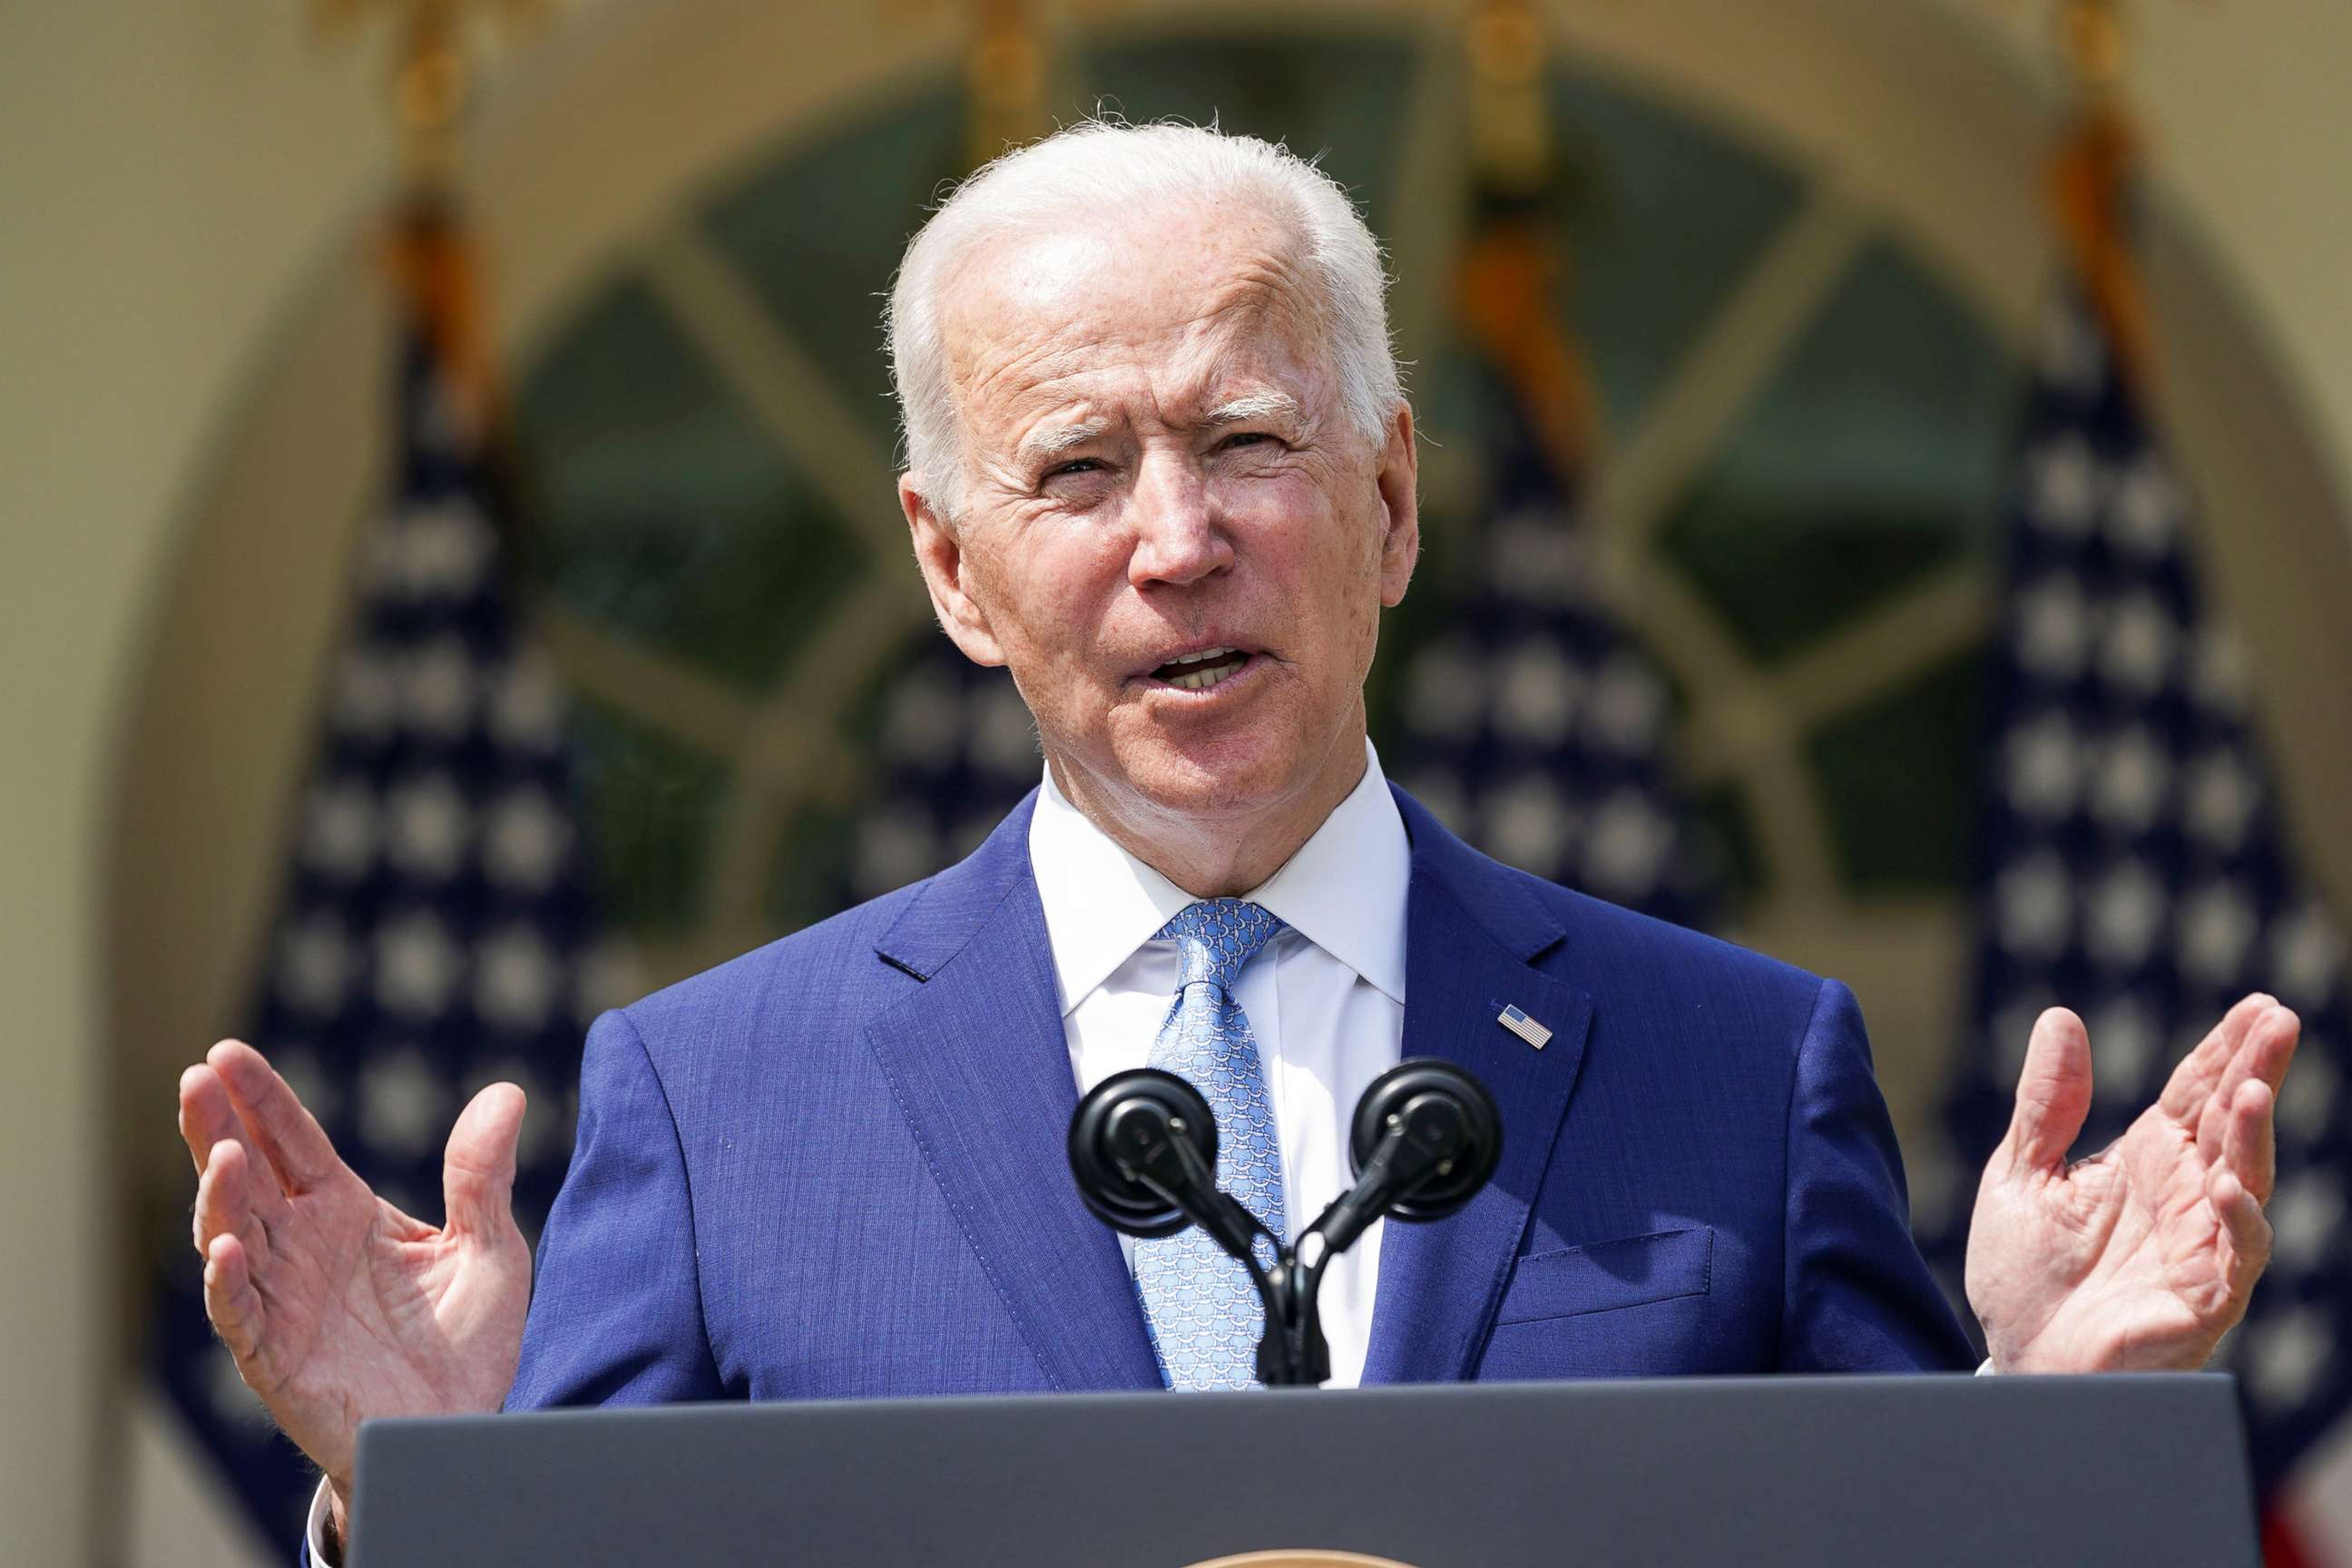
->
<box><xmin>1029</xmin><ymin>740</ymin><xmax>1409</xmax><ymax>1390</ymax></box>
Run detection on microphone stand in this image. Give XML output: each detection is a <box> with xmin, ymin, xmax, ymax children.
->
<box><xmin>1077</xmin><ymin>1064</ymin><xmax>1495</xmax><ymax>1387</ymax></box>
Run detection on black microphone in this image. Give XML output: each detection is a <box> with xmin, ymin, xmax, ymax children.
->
<box><xmin>1066</xmin><ymin>1058</ymin><xmax>1504</xmax><ymax>1387</ymax></box>
<box><xmin>1306</xmin><ymin>1059</ymin><xmax>1504</xmax><ymax>1261</ymax></box>
<box><xmin>1067</xmin><ymin>1069</ymin><xmax>1269</xmax><ymax>1265</ymax></box>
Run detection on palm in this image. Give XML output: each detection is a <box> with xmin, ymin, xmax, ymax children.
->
<box><xmin>180</xmin><ymin>1041</ymin><xmax>531</xmax><ymax>1491</ymax></box>
<box><xmin>1965</xmin><ymin>995</ymin><xmax>2298</xmax><ymax>1374</ymax></box>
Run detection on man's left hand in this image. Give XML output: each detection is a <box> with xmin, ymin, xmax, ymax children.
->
<box><xmin>1965</xmin><ymin>993</ymin><xmax>2299</xmax><ymax>1373</ymax></box>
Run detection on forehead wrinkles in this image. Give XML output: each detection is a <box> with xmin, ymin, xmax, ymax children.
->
<box><xmin>943</xmin><ymin>220</ymin><xmax>1334</xmax><ymax>449</ymax></box>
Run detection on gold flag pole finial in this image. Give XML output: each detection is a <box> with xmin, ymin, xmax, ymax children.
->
<box><xmin>315</xmin><ymin>0</ymin><xmax>554</xmax><ymax>197</ymax></box>
<box><xmin>965</xmin><ymin>0</ymin><xmax>1049</xmax><ymax>170</ymax></box>
<box><xmin>2048</xmin><ymin>0</ymin><xmax>2156</xmax><ymax>392</ymax></box>
<box><xmin>1458</xmin><ymin>0</ymin><xmax>1595</xmax><ymax>482</ymax></box>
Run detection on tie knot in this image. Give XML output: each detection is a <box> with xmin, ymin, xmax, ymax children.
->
<box><xmin>1155</xmin><ymin>899</ymin><xmax>1285</xmax><ymax>994</ymax></box>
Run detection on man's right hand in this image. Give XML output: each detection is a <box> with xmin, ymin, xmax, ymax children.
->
<box><xmin>179</xmin><ymin>1039</ymin><xmax>533</xmax><ymax>1545</ymax></box>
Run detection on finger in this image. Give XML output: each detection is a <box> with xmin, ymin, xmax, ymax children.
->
<box><xmin>2005</xmin><ymin>1007</ymin><xmax>2094</xmax><ymax>1172</ymax></box>
<box><xmin>2196</xmin><ymin>1004</ymin><xmax>2300</xmax><ymax>1165</ymax></box>
<box><xmin>209</xmin><ymin>1039</ymin><xmax>343</xmax><ymax>1194</ymax></box>
<box><xmin>2160</xmin><ymin>994</ymin><xmax>2276</xmax><ymax>1122</ymax></box>
<box><xmin>203</xmin><ymin>1233</ymin><xmax>268</xmax><ymax>1367</ymax></box>
<box><xmin>443</xmin><ymin>1083</ymin><xmax>526</xmax><ymax>1245</ymax></box>
<box><xmin>2221</xmin><ymin>1077</ymin><xmax>2278</xmax><ymax>1209</ymax></box>
<box><xmin>2210</xmin><ymin>1167</ymin><xmax>2273</xmax><ymax>1308</ymax></box>
<box><xmin>192</xmin><ymin>1140</ymin><xmax>270</xmax><ymax>1270</ymax></box>
<box><xmin>178</xmin><ymin>1061</ymin><xmax>243</xmax><ymax>1177</ymax></box>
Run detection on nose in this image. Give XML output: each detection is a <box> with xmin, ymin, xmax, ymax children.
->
<box><xmin>1127</xmin><ymin>451</ymin><xmax>1234</xmax><ymax>590</ymax></box>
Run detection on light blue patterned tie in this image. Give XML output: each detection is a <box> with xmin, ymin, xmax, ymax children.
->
<box><xmin>1133</xmin><ymin>898</ymin><xmax>1289</xmax><ymax>1390</ymax></box>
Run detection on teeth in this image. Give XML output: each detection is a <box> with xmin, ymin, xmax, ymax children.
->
<box><xmin>1170</xmin><ymin>659</ymin><xmax>1242</xmax><ymax>692</ymax></box>
<box><xmin>1166</xmin><ymin>645</ymin><xmax>1236</xmax><ymax>668</ymax></box>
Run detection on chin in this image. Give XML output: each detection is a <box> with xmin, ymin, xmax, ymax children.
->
<box><xmin>1112</xmin><ymin>726</ymin><xmax>1318</xmax><ymax>821</ymax></box>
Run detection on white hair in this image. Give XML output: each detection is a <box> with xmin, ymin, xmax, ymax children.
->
<box><xmin>885</xmin><ymin>119</ymin><xmax>1403</xmax><ymax>518</ymax></box>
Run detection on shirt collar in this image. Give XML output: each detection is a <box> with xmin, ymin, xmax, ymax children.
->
<box><xmin>1027</xmin><ymin>740</ymin><xmax>1411</xmax><ymax>1015</ymax></box>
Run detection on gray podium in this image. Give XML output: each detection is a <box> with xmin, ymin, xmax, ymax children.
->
<box><xmin>348</xmin><ymin>1375</ymin><xmax>2258</xmax><ymax>1566</ymax></box>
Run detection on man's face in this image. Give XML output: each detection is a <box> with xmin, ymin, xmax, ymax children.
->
<box><xmin>903</xmin><ymin>203</ymin><xmax>1418</xmax><ymax>840</ymax></box>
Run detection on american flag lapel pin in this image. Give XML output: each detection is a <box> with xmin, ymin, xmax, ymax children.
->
<box><xmin>1497</xmin><ymin>1004</ymin><xmax>1552</xmax><ymax>1050</ymax></box>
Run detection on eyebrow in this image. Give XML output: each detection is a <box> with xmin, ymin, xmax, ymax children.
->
<box><xmin>1014</xmin><ymin>421</ymin><xmax>1110</xmax><ymax>467</ymax></box>
<box><xmin>1201</xmin><ymin>391</ymin><xmax>1303</xmax><ymax>426</ymax></box>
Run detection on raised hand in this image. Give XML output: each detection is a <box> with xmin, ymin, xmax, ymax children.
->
<box><xmin>1965</xmin><ymin>994</ymin><xmax>2299</xmax><ymax>1373</ymax></box>
<box><xmin>179</xmin><ymin>1039</ymin><xmax>534</xmax><ymax>1543</ymax></box>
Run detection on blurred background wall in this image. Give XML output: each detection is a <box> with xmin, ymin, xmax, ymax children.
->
<box><xmin>4</xmin><ymin>0</ymin><xmax>2348</xmax><ymax>1561</ymax></box>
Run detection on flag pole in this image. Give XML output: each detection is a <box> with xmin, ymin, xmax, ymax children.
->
<box><xmin>2048</xmin><ymin>0</ymin><xmax>2158</xmax><ymax>398</ymax></box>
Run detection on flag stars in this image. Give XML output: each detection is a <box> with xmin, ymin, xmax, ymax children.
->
<box><xmin>330</xmin><ymin>646</ymin><xmax>401</xmax><ymax>740</ymax></box>
<box><xmin>476</xmin><ymin>926</ymin><xmax>562</xmax><ymax>1031</ymax></box>
<box><xmin>1403</xmin><ymin>640</ymin><xmax>1484</xmax><ymax>742</ymax></box>
<box><xmin>1487</xmin><ymin>508</ymin><xmax>1590</xmax><ymax>606</ymax></box>
<box><xmin>1586</xmin><ymin>653</ymin><xmax>1668</xmax><ymax>755</ymax></box>
<box><xmin>386</xmin><ymin>771</ymin><xmax>470</xmax><ymax>880</ymax></box>
<box><xmin>2004</xmin><ymin>711</ymin><xmax>2082</xmax><ymax>819</ymax></box>
<box><xmin>2097</xmin><ymin>590</ymin><xmax>2179</xmax><ymax>696</ymax></box>
<box><xmin>2036</xmin><ymin>301</ymin><xmax>2108</xmax><ymax>394</ymax></box>
<box><xmin>2184</xmin><ymin>750</ymin><xmax>2262</xmax><ymax>855</ymax></box>
<box><xmin>301</xmin><ymin>780</ymin><xmax>378</xmax><ymax>880</ymax></box>
<box><xmin>2245</xmin><ymin>1304</ymin><xmax>2333</xmax><ymax>1416</ymax></box>
<box><xmin>277</xmin><ymin>914</ymin><xmax>356</xmax><ymax>1015</ymax></box>
<box><xmin>2090</xmin><ymin>725</ymin><xmax>2170</xmax><ymax>836</ymax></box>
<box><xmin>2086</xmin><ymin>858</ymin><xmax>2166</xmax><ymax>970</ymax></box>
<box><xmin>487</xmin><ymin>654</ymin><xmax>566</xmax><ymax>752</ymax></box>
<box><xmin>2271</xmin><ymin>901</ymin><xmax>2345</xmax><ymax>1008</ymax></box>
<box><xmin>1585</xmin><ymin>789</ymin><xmax>1674</xmax><ymax>901</ymax></box>
<box><xmin>1485</xmin><ymin>775</ymin><xmax>1574</xmax><ymax>876</ymax></box>
<box><xmin>358</xmin><ymin>1045</ymin><xmax>453</xmax><ymax>1159</ymax></box>
<box><xmin>2014</xmin><ymin>573</ymin><xmax>2094</xmax><ymax>681</ymax></box>
<box><xmin>365</xmin><ymin>500</ymin><xmax>494</xmax><ymax>600</ymax></box>
<box><xmin>2269</xmin><ymin>1174</ymin><xmax>2344</xmax><ymax>1274</ymax></box>
<box><xmin>972</xmin><ymin>681</ymin><xmax>1043</xmax><ymax>780</ymax></box>
<box><xmin>2190</xmin><ymin>628</ymin><xmax>2252</xmax><ymax>720</ymax></box>
<box><xmin>879</xmin><ymin>666</ymin><xmax>960</xmax><ymax>768</ymax></box>
<box><xmin>2277</xmin><ymin>1046</ymin><xmax>2338</xmax><ymax>1146</ymax></box>
<box><xmin>1494</xmin><ymin>642</ymin><xmax>1581</xmax><ymax>746</ymax></box>
<box><xmin>2178</xmin><ymin>880</ymin><xmax>2259</xmax><ymax>986</ymax></box>
<box><xmin>2087</xmin><ymin>997</ymin><xmax>2159</xmax><ymax>1103</ymax></box>
<box><xmin>403</xmin><ymin>636</ymin><xmax>479</xmax><ymax>739</ymax></box>
<box><xmin>375</xmin><ymin>910</ymin><xmax>464</xmax><ymax>1018</ymax></box>
<box><xmin>2108</xmin><ymin>458</ymin><xmax>2184</xmax><ymax>560</ymax></box>
<box><xmin>1995</xmin><ymin>851</ymin><xmax>2073</xmax><ymax>959</ymax></box>
<box><xmin>485</xmin><ymin>786</ymin><xmax>573</xmax><ymax>891</ymax></box>
<box><xmin>2026</xmin><ymin>434</ymin><xmax>2102</xmax><ymax>537</ymax></box>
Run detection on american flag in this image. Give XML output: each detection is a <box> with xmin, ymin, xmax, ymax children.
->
<box><xmin>845</xmin><ymin>646</ymin><xmax>1040</xmax><ymax>906</ymax></box>
<box><xmin>1387</xmin><ymin>346</ymin><xmax>1713</xmax><ymax>930</ymax></box>
<box><xmin>1921</xmin><ymin>289</ymin><xmax>2352</xmax><ymax>1560</ymax></box>
<box><xmin>147</xmin><ymin>299</ymin><xmax>605</xmax><ymax>1544</ymax></box>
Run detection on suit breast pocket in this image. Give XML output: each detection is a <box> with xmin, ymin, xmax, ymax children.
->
<box><xmin>1494</xmin><ymin>1226</ymin><xmax>1714</xmax><ymax>1326</ymax></box>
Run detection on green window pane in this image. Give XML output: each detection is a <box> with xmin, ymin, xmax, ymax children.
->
<box><xmin>1656</xmin><ymin>239</ymin><xmax>2015</xmax><ymax>663</ymax></box>
<box><xmin>700</xmin><ymin>94</ymin><xmax>966</xmax><ymax>456</ymax></box>
<box><xmin>1807</xmin><ymin>647</ymin><xmax>1988</xmax><ymax>893</ymax></box>
<box><xmin>1077</xmin><ymin>34</ymin><xmax>1416</xmax><ymax>242</ymax></box>
<box><xmin>1552</xmin><ymin>67</ymin><xmax>1804</xmax><ymax>435</ymax></box>
<box><xmin>517</xmin><ymin>277</ymin><xmax>869</xmax><ymax>692</ymax></box>
<box><xmin>568</xmin><ymin>696</ymin><xmax>729</xmax><ymax>935</ymax></box>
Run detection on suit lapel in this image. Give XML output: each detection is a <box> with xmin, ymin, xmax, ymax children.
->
<box><xmin>1362</xmin><ymin>789</ymin><xmax>1594</xmax><ymax>1385</ymax></box>
<box><xmin>864</xmin><ymin>795</ymin><xmax>1162</xmax><ymax>1393</ymax></box>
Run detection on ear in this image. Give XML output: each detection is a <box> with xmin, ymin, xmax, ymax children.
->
<box><xmin>901</xmin><ymin>474</ymin><xmax>1008</xmax><ymax>667</ymax></box>
<box><xmin>1374</xmin><ymin>403</ymin><xmax>1421</xmax><ymax>607</ymax></box>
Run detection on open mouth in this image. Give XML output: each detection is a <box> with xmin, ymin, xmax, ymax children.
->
<box><xmin>1148</xmin><ymin>645</ymin><xmax>1254</xmax><ymax>692</ymax></box>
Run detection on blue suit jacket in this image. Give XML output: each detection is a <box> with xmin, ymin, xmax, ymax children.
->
<box><xmin>507</xmin><ymin>786</ymin><xmax>1973</xmax><ymax>1407</ymax></box>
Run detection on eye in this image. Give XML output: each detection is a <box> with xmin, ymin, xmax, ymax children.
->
<box><xmin>1217</xmin><ymin>431</ymin><xmax>1278</xmax><ymax>452</ymax></box>
<box><xmin>1043</xmin><ymin>457</ymin><xmax>1102</xmax><ymax>480</ymax></box>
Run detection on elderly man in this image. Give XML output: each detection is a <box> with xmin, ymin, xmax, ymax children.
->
<box><xmin>178</xmin><ymin>122</ymin><xmax>2298</xmax><ymax>1559</ymax></box>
